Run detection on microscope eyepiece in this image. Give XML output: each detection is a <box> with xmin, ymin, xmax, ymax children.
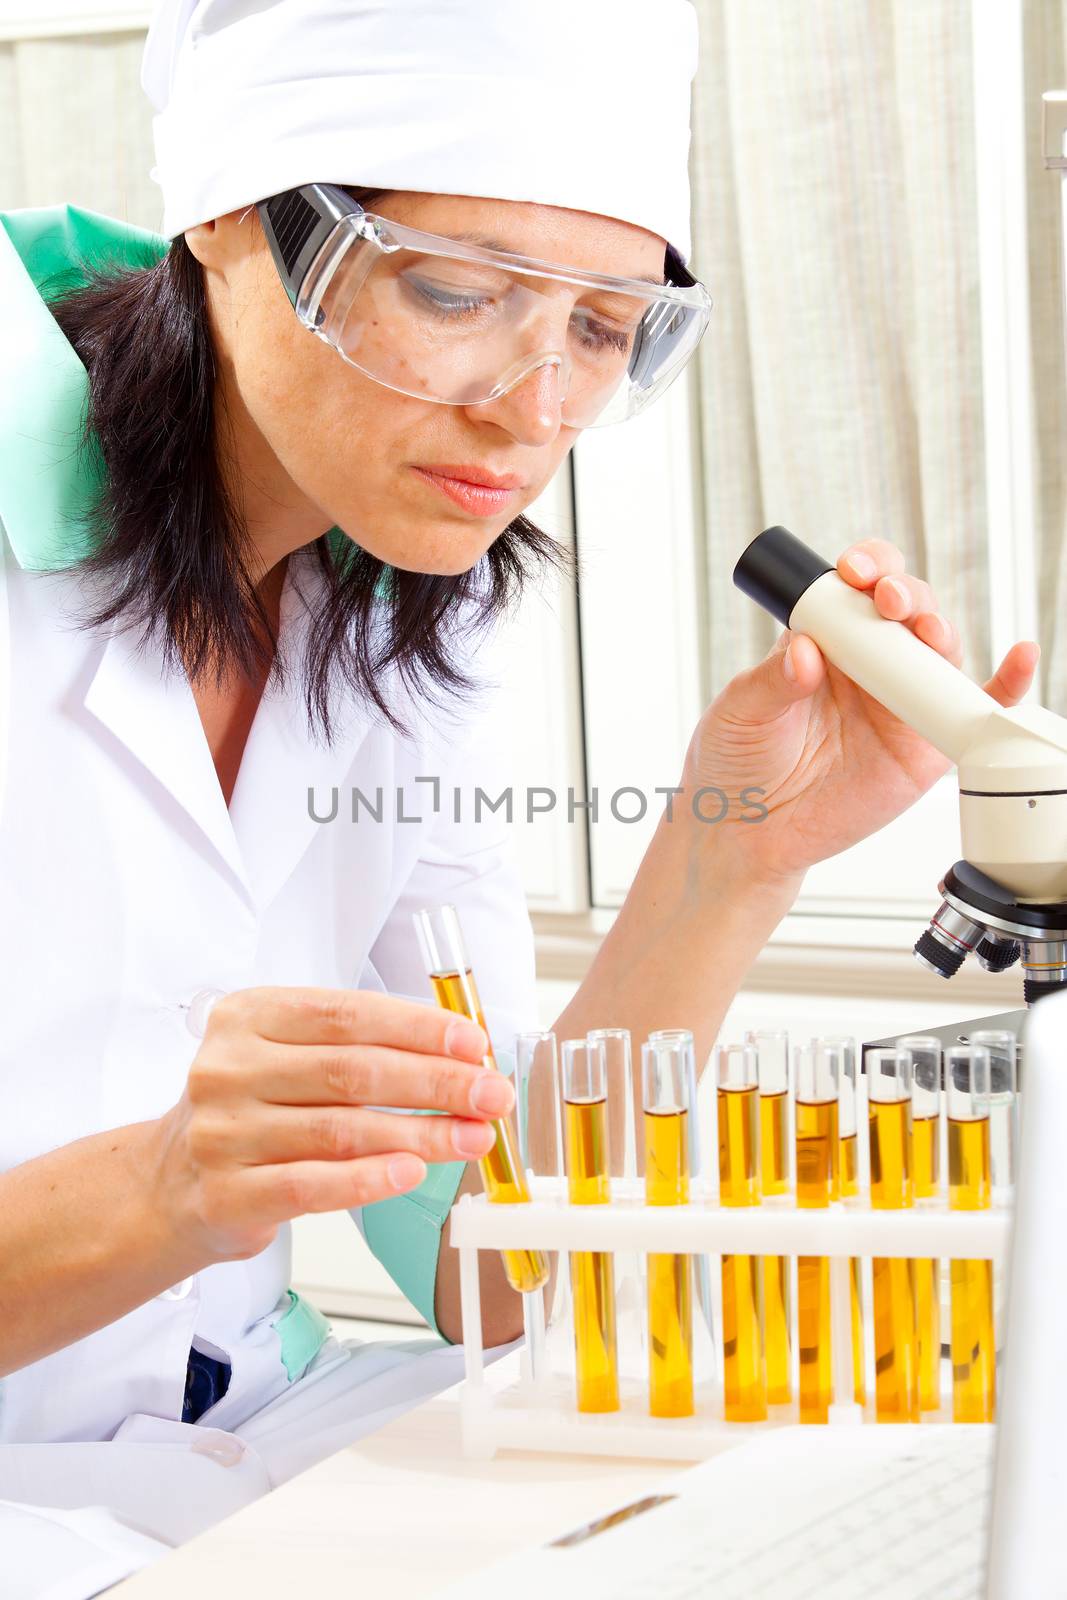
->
<box><xmin>732</xmin><ymin>526</ymin><xmax>834</xmax><ymax>629</ymax></box>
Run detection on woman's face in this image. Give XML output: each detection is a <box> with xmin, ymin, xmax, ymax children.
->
<box><xmin>185</xmin><ymin>191</ymin><xmax>667</xmax><ymax>575</ymax></box>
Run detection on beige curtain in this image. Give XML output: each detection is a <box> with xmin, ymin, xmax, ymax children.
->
<box><xmin>0</xmin><ymin>31</ymin><xmax>158</xmax><ymax>230</ymax></box>
<box><xmin>1024</xmin><ymin>0</ymin><xmax>1067</xmax><ymax>711</ymax></box>
<box><xmin>5</xmin><ymin>8</ymin><xmax>1067</xmax><ymax>715</ymax></box>
<box><xmin>691</xmin><ymin>0</ymin><xmax>992</xmax><ymax>693</ymax></box>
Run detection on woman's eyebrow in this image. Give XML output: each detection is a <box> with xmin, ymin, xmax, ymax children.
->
<box><xmin>447</xmin><ymin>230</ymin><xmax>666</xmax><ymax>286</ymax></box>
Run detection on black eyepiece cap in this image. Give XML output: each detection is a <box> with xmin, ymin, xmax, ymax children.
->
<box><xmin>732</xmin><ymin>526</ymin><xmax>835</xmax><ymax>628</ymax></box>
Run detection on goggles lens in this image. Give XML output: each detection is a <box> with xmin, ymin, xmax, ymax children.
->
<box><xmin>292</xmin><ymin>209</ymin><xmax>710</xmax><ymax>428</ymax></box>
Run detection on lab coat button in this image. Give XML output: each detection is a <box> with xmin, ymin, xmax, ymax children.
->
<box><xmin>157</xmin><ymin>1275</ymin><xmax>196</xmax><ymax>1301</ymax></box>
<box><xmin>186</xmin><ymin>988</ymin><xmax>226</xmax><ymax>1038</ymax></box>
<box><xmin>191</xmin><ymin>1431</ymin><xmax>246</xmax><ymax>1467</ymax></box>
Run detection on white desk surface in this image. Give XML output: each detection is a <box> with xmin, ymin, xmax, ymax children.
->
<box><xmin>117</xmin><ymin>1355</ymin><xmax>693</xmax><ymax>1598</ymax></box>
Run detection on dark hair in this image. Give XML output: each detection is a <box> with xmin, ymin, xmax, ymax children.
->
<box><xmin>47</xmin><ymin>187</ymin><xmax>567</xmax><ymax>741</ymax></box>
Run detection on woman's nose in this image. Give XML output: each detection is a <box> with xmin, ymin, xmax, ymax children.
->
<box><xmin>464</xmin><ymin>356</ymin><xmax>567</xmax><ymax>443</ymax></box>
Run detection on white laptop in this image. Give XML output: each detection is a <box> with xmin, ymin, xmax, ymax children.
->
<box><xmin>437</xmin><ymin>990</ymin><xmax>1067</xmax><ymax>1600</ymax></box>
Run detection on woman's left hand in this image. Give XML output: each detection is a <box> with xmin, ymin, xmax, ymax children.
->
<box><xmin>681</xmin><ymin>538</ymin><xmax>1040</xmax><ymax>889</ymax></box>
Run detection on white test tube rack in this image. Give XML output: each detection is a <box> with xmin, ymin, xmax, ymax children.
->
<box><xmin>452</xmin><ymin>1172</ymin><xmax>1011</xmax><ymax>1461</ymax></box>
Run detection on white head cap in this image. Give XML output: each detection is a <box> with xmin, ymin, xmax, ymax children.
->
<box><xmin>141</xmin><ymin>0</ymin><xmax>699</xmax><ymax>262</ymax></box>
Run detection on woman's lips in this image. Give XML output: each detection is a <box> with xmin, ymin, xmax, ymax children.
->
<box><xmin>411</xmin><ymin>467</ymin><xmax>519</xmax><ymax>517</ymax></box>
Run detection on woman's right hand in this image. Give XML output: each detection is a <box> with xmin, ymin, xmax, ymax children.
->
<box><xmin>149</xmin><ymin>986</ymin><xmax>508</xmax><ymax>1265</ymax></box>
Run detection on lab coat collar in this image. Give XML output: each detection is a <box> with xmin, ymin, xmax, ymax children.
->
<box><xmin>227</xmin><ymin>550</ymin><xmax>379</xmax><ymax>911</ymax></box>
<box><xmin>2</xmin><ymin>206</ymin><xmax>379</xmax><ymax>909</ymax></box>
<box><xmin>81</xmin><ymin>548</ymin><xmax>377</xmax><ymax>911</ymax></box>
<box><xmin>0</xmin><ymin>205</ymin><xmax>167</xmax><ymax>571</ymax></box>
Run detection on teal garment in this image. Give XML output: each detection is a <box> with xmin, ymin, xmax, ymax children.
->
<box><xmin>359</xmin><ymin>1158</ymin><xmax>467</xmax><ymax>1336</ymax></box>
<box><xmin>273</xmin><ymin>1290</ymin><xmax>333</xmax><ymax>1381</ymax></box>
<box><xmin>0</xmin><ymin>202</ymin><xmax>357</xmax><ymax>576</ymax></box>
<box><xmin>0</xmin><ymin>202</ymin><xmax>466</xmax><ymax>1343</ymax></box>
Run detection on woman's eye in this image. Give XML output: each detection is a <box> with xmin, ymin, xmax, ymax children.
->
<box><xmin>578</xmin><ymin>318</ymin><xmax>634</xmax><ymax>355</ymax></box>
<box><xmin>403</xmin><ymin>275</ymin><xmax>491</xmax><ymax>317</ymax></box>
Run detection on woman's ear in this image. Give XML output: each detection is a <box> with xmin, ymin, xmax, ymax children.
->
<box><xmin>181</xmin><ymin>216</ymin><xmax>219</xmax><ymax>269</ymax></box>
<box><xmin>183</xmin><ymin>209</ymin><xmax>261</xmax><ymax>270</ymax></box>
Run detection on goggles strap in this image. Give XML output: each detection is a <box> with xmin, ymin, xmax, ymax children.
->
<box><xmin>260</xmin><ymin>183</ymin><xmax>699</xmax><ymax>308</ymax></box>
<box><xmin>259</xmin><ymin>184</ymin><xmax>359</xmax><ymax>306</ymax></box>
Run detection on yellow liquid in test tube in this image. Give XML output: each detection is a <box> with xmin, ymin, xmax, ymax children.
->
<box><xmin>430</xmin><ymin>970</ymin><xmax>548</xmax><ymax>1295</ymax></box>
<box><xmin>913</xmin><ymin>1113</ymin><xmax>942</xmax><ymax>1411</ymax></box>
<box><xmin>758</xmin><ymin>1089</ymin><xmax>791</xmax><ymax>1404</ymax></box>
<box><xmin>949</xmin><ymin>1116</ymin><xmax>995</xmax><ymax>1423</ymax></box>
<box><xmin>838</xmin><ymin>1133</ymin><xmax>867</xmax><ymax>1409</ymax></box>
<box><xmin>645</xmin><ymin>1107</ymin><xmax>693</xmax><ymax>1417</ymax></box>
<box><xmin>564</xmin><ymin>1096</ymin><xmax>619</xmax><ymax>1413</ymax></box>
<box><xmin>869</xmin><ymin>1098</ymin><xmax>919</xmax><ymax>1422</ymax></box>
<box><xmin>796</xmin><ymin>1098</ymin><xmax>836</xmax><ymax>1423</ymax></box>
<box><xmin>718</xmin><ymin>1085</ymin><xmax>767</xmax><ymax>1422</ymax></box>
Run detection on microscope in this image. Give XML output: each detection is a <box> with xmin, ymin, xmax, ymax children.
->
<box><xmin>733</xmin><ymin>524</ymin><xmax>1067</xmax><ymax>1021</ymax></box>
<box><xmin>729</xmin><ymin>98</ymin><xmax>1067</xmax><ymax>1064</ymax></box>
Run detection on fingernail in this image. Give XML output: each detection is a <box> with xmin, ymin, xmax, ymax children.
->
<box><xmin>883</xmin><ymin>577</ymin><xmax>909</xmax><ymax>610</ymax></box>
<box><xmin>782</xmin><ymin>644</ymin><xmax>797</xmax><ymax>682</ymax></box>
<box><xmin>927</xmin><ymin>612</ymin><xmax>950</xmax><ymax>645</ymax></box>
<box><xmin>846</xmin><ymin>552</ymin><xmax>876</xmax><ymax>581</ymax></box>
<box><xmin>452</xmin><ymin>1121</ymin><xmax>495</xmax><ymax>1159</ymax></box>
<box><xmin>471</xmin><ymin>1072</ymin><xmax>514</xmax><ymax>1116</ymax></box>
<box><xmin>445</xmin><ymin>1018</ymin><xmax>487</xmax><ymax>1059</ymax></box>
<box><xmin>388</xmin><ymin>1155</ymin><xmax>425</xmax><ymax>1191</ymax></box>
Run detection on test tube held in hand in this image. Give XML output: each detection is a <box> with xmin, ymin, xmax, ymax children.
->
<box><xmin>643</xmin><ymin>1033</ymin><xmax>694</xmax><ymax>1417</ymax></box>
<box><xmin>947</xmin><ymin>1044</ymin><xmax>996</xmax><ymax>1423</ymax></box>
<box><xmin>899</xmin><ymin>1033</ymin><xmax>943</xmax><ymax>1412</ymax></box>
<box><xmin>413</xmin><ymin>905</ymin><xmax>548</xmax><ymax>1295</ymax></box>
<box><xmin>563</xmin><ymin>1037</ymin><xmax>619</xmax><ymax>1413</ymax></box>
<box><xmin>749</xmin><ymin>1029</ymin><xmax>791</xmax><ymax>1405</ymax></box>
<box><xmin>868</xmin><ymin>1048</ymin><xmax>919</xmax><ymax>1423</ymax></box>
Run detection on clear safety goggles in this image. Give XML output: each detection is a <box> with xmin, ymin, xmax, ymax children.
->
<box><xmin>258</xmin><ymin>183</ymin><xmax>712</xmax><ymax>429</ymax></box>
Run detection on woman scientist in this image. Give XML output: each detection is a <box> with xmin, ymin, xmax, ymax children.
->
<box><xmin>0</xmin><ymin>0</ymin><xmax>1038</xmax><ymax>1562</ymax></box>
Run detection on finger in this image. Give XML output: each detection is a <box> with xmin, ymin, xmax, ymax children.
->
<box><xmin>244</xmin><ymin>1153</ymin><xmax>430</xmax><ymax>1223</ymax></box>
<box><xmin>217</xmin><ymin>1043</ymin><xmax>515</xmax><ymax>1117</ymax></box>
<box><xmin>870</xmin><ymin>572</ymin><xmax>938</xmax><ymax>624</ymax></box>
<box><xmin>911</xmin><ymin>610</ymin><xmax>963</xmax><ymax>666</ymax></box>
<box><xmin>210</xmin><ymin>986</ymin><xmax>488</xmax><ymax>1062</ymax></box>
<box><xmin>200</xmin><ymin>1104</ymin><xmax>499</xmax><ymax>1166</ymax></box>
<box><xmin>716</xmin><ymin>628</ymin><xmax>825</xmax><ymax>725</ymax></box>
<box><xmin>782</xmin><ymin>632</ymin><xmax>826</xmax><ymax>695</ymax></box>
<box><xmin>837</xmin><ymin>539</ymin><xmax>908</xmax><ymax>588</ymax></box>
<box><xmin>981</xmin><ymin>640</ymin><xmax>1040</xmax><ymax>708</ymax></box>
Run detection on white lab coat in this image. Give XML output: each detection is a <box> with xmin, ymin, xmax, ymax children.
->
<box><xmin>0</xmin><ymin>530</ymin><xmax>537</xmax><ymax>1582</ymax></box>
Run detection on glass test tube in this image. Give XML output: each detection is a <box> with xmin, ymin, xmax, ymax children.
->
<box><xmin>589</xmin><ymin>1028</ymin><xmax>646</xmax><ymax>1374</ymax></box>
<box><xmin>515</xmin><ymin>1031</ymin><xmax>562</xmax><ymax>1177</ymax></box>
<box><xmin>413</xmin><ymin>905</ymin><xmax>548</xmax><ymax>1295</ymax></box>
<box><xmin>795</xmin><ymin>1040</ymin><xmax>839</xmax><ymax>1423</ymax></box>
<box><xmin>947</xmin><ymin>1045</ymin><xmax>995</xmax><ymax>1423</ymax></box>
<box><xmin>968</xmin><ymin>1030</ymin><xmax>1018</xmax><ymax>1192</ymax></box>
<box><xmin>899</xmin><ymin>1034</ymin><xmax>943</xmax><ymax>1412</ymax></box>
<box><xmin>717</xmin><ymin>1042</ymin><xmax>767</xmax><ymax>1422</ymax></box>
<box><xmin>643</xmin><ymin>1033</ymin><xmax>694</xmax><ymax>1417</ymax></box>
<box><xmin>562</xmin><ymin>1037</ymin><xmax>619</xmax><ymax>1413</ymax></box>
<box><xmin>649</xmin><ymin>1028</ymin><xmax>715</xmax><ymax>1348</ymax></box>
<box><xmin>514</xmin><ymin>1031</ymin><xmax>563</xmax><ymax>1372</ymax></box>
<box><xmin>868</xmin><ymin>1048</ymin><xmax>919</xmax><ymax>1423</ymax></box>
<box><xmin>588</xmin><ymin>1028</ymin><xmax>639</xmax><ymax>1179</ymax></box>
<box><xmin>750</xmin><ymin>1030</ymin><xmax>791</xmax><ymax>1405</ymax></box>
<box><xmin>834</xmin><ymin>1036</ymin><xmax>866</xmax><ymax>1409</ymax></box>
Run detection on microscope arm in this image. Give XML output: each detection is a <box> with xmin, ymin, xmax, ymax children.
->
<box><xmin>734</xmin><ymin>527</ymin><xmax>1067</xmax><ymax>906</ymax></box>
